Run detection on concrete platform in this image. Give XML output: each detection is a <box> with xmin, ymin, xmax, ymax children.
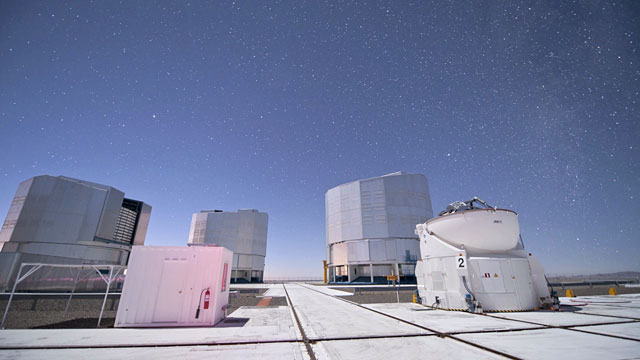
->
<box><xmin>0</xmin><ymin>306</ymin><xmax>297</xmax><ymax>348</ymax></box>
<box><xmin>574</xmin><ymin>304</ymin><xmax>640</xmax><ymax>319</ymax></box>
<box><xmin>364</xmin><ymin>303</ymin><xmax>540</xmax><ymax>333</ymax></box>
<box><xmin>488</xmin><ymin>310</ymin><xmax>631</xmax><ymax>327</ymax></box>
<box><xmin>312</xmin><ymin>336</ymin><xmax>502</xmax><ymax>360</ymax></box>
<box><xmin>576</xmin><ymin>322</ymin><xmax>640</xmax><ymax>340</ymax></box>
<box><xmin>1</xmin><ymin>284</ymin><xmax>639</xmax><ymax>359</ymax></box>
<box><xmin>0</xmin><ymin>342</ymin><xmax>308</xmax><ymax>360</ymax></box>
<box><xmin>284</xmin><ymin>283</ymin><xmax>430</xmax><ymax>340</ymax></box>
<box><xmin>259</xmin><ymin>284</ymin><xmax>353</xmax><ymax>298</ymax></box>
<box><xmin>457</xmin><ymin>328</ymin><xmax>640</xmax><ymax>359</ymax></box>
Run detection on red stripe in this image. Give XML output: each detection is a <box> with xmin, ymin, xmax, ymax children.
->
<box><xmin>257</xmin><ymin>297</ymin><xmax>272</xmax><ymax>306</ymax></box>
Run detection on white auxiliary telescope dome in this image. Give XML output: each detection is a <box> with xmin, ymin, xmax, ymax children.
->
<box><xmin>414</xmin><ymin>197</ymin><xmax>553</xmax><ymax>312</ymax></box>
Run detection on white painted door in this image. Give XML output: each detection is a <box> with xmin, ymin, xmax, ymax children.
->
<box><xmin>152</xmin><ymin>260</ymin><xmax>188</xmax><ymax>323</ymax></box>
<box><xmin>510</xmin><ymin>259</ymin><xmax>538</xmax><ymax>309</ymax></box>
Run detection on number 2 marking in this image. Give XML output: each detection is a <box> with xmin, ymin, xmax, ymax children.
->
<box><xmin>458</xmin><ymin>258</ymin><xmax>465</xmax><ymax>268</ymax></box>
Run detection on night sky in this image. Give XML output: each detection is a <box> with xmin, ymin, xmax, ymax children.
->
<box><xmin>1</xmin><ymin>1</ymin><xmax>638</xmax><ymax>277</ymax></box>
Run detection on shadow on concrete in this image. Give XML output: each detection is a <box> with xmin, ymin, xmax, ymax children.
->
<box><xmin>216</xmin><ymin>317</ymin><xmax>250</xmax><ymax>328</ymax></box>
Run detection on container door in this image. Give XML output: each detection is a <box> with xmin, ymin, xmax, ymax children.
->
<box><xmin>152</xmin><ymin>260</ymin><xmax>188</xmax><ymax>323</ymax></box>
<box><xmin>509</xmin><ymin>259</ymin><xmax>537</xmax><ymax>309</ymax></box>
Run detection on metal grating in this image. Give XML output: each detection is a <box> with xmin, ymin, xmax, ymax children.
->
<box><xmin>113</xmin><ymin>206</ymin><xmax>138</xmax><ymax>243</ymax></box>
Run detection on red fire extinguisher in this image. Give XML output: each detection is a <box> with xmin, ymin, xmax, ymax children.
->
<box><xmin>195</xmin><ymin>288</ymin><xmax>211</xmax><ymax>319</ymax></box>
<box><xmin>203</xmin><ymin>289</ymin><xmax>210</xmax><ymax>309</ymax></box>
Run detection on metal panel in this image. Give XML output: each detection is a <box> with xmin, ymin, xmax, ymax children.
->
<box><xmin>187</xmin><ymin>209</ymin><xmax>268</xmax><ymax>277</ymax></box>
<box><xmin>132</xmin><ymin>203</ymin><xmax>152</xmax><ymax>246</ymax></box>
<box><xmin>477</xmin><ymin>260</ymin><xmax>506</xmax><ymax>293</ymax></box>
<box><xmin>16</xmin><ymin>176</ymin><xmax>107</xmax><ymax>245</ymax></box>
<box><xmin>0</xmin><ymin>252</ymin><xmax>21</xmax><ymax>291</ymax></box>
<box><xmin>152</xmin><ymin>260</ymin><xmax>188</xmax><ymax>323</ymax></box>
<box><xmin>528</xmin><ymin>254</ymin><xmax>551</xmax><ymax>300</ymax></box>
<box><xmin>339</xmin><ymin>181</ymin><xmax>363</xmax><ymax>241</ymax></box>
<box><xmin>396</xmin><ymin>239</ymin><xmax>420</xmax><ymax>262</ymax></box>
<box><xmin>465</xmin><ymin>257</ymin><xmax>539</xmax><ymax>311</ymax></box>
<box><xmin>400</xmin><ymin>263</ymin><xmax>416</xmax><ymax>275</ymax></box>
<box><xmin>95</xmin><ymin>187</ymin><xmax>125</xmax><ymax>241</ymax></box>
<box><xmin>0</xmin><ymin>177</ymin><xmax>33</xmax><ymax>244</ymax></box>
<box><xmin>233</xmin><ymin>253</ymin><xmax>239</xmax><ymax>268</ymax></box>
<box><xmin>251</xmin><ymin>255</ymin><xmax>265</xmax><ymax>270</ymax></box>
<box><xmin>385</xmin><ymin>240</ymin><xmax>396</xmax><ymax>261</ymax></box>
<box><xmin>347</xmin><ymin>240</ymin><xmax>370</xmax><ymax>262</ymax></box>
<box><xmin>369</xmin><ymin>239</ymin><xmax>386</xmax><ymax>261</ymax></box>
<box><xmin>509</xmin><ymin>259</ymin><xmax>538</xmax><ymax>309</ymax></box>
<box><xmin>500</xmin><ymin>260</ymin><xmax>517</xmax><ymax>294</ymax></box>
<box><xmin>431</xmin><ymin>271</ymin><xmax>445</xmax><ymax>291</ymax></box>
<box><xmin>372</xmin><ymin>264</ymin><xmax>392</xmax><ymax>276</ymax></box>
<box><xmin>326</xmin><ymin>187</ymin><xmax>342</xmax><ymax>245</ymax></box>
<box><xmin>384</xmin><ymin>174</ymin><xmax>433</xmax><ymax>239</ymax></box>
<box><xmin>360</xmin><ymin>178</ymin><xmax>387</xmax><ymax>239</ymax></box>
<box><xmin>331</xmin><ymin>242</ymin><xmax>348</xmax><ymax>265</ymax></box>
<box><xmin>237</xmin><ymin>254</ymin><xmax>252</xmax><ymax>269</ymax></box>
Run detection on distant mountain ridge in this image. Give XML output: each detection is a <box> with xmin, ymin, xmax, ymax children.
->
<box><xmin>548</xmin><ymin>271</ymin><xmax>640</xmax><ymax>281</ymax></box>
<box><xmin>587</xmin><ymin>271</ymin><xmax>640</xmax><ymax>279</ymax></box>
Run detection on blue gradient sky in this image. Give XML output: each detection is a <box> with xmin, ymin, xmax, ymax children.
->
<box><xmin>1</xmin><ymin>1</ymin><xmax>638</xmax><ymax>277</ymax></box>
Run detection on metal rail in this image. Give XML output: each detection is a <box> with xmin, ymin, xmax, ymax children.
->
<box><xmin>576</xmin><ymin>311</ymin><xmax>640</xmax><ymax>321</ymax></box>
<box><xmin>0</xmin><ymin>338</ymin><xmax>303</xmax><ymax>351</ymax></box>
<box><xmin>548</xmin><ymin>279</ymin><xmax>639</xmax><ymax>287</ymax></box>
<box><xmin>568</xmin><ymin>327</ymin><xmax>640</xmax><ymax>343</ymax></box>
<box><xmin>0</xmin><ymin>292</ymin><xmax>122</xmax><ymax>296</ymax></box>
<box><xmin>0</xmin><ymin>263</ymin><xmax>125</xmax><ymax>329</ymax></box>
<box><xmin>282</xmin><ymin>283</ymin><xmax>317</xmax><ymax>360</ymax></box>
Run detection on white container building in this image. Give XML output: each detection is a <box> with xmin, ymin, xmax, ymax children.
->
<box><xmin>326</xmin><ymin>172</ymin><xmax>433</xmax><ymax>283</ymax></box>
<box><xmin>115</xmin><ymin>245</ymin><xmax>233</xmax><ymax>327</ymax></box>
<box><xmin>0</xmin><ymin>175</ymin><xmax>151</xmax><ymax>291</ymax></box>
<box><xmin>188</xmin><ymin>209</ymin><xmax>268</xmax><ymax>283</ymax></box>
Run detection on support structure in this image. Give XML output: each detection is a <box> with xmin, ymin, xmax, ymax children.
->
<box><xmin>94</xmin><ymin>265</ymin><xmax>123</xmax><ymax>327</ymax></box>
<box><xmin>0</xmin><ymin>263</ymin><xmax>125</xmax><ymax>329</ymax></box>
<box><xmin>394</xmin><ymin>263</ymin><xmax>400</xmax><ymax>284</ymax></box>
<box><xmin>369</xmin><ymin>263</ymin><xmax>374</xmax><ymax>283</ymax></box>
<box><xmin>323</xmin><ymin>260</ymin><xmax>328</xmax><ymax>284</ymax></box>
<box><xmin>63</xmin><ymin>268</ymin><xmax>82</xmax><ymax>317</ymax></box>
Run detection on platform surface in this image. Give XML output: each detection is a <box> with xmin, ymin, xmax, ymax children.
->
<box><xmin>1</xmin><ymin>284</ymin><xmax>639</xmax><ymax>359</ymax></box>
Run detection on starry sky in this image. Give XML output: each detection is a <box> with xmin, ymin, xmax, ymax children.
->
<box><xmin>1</xmin><ymin>1</ymin><xmax>638</xmax><ymax>277</ymax></box>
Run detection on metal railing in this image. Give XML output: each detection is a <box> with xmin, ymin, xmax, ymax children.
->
<box><xmin>547</xmin><ymin>278</ymin><xmax>639</xmax><ymax>289</ymax></box>
<box><xmin>1</xmin><ymin>263</ymin><xmax>126</xmax><ymax>329</ymax></box>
